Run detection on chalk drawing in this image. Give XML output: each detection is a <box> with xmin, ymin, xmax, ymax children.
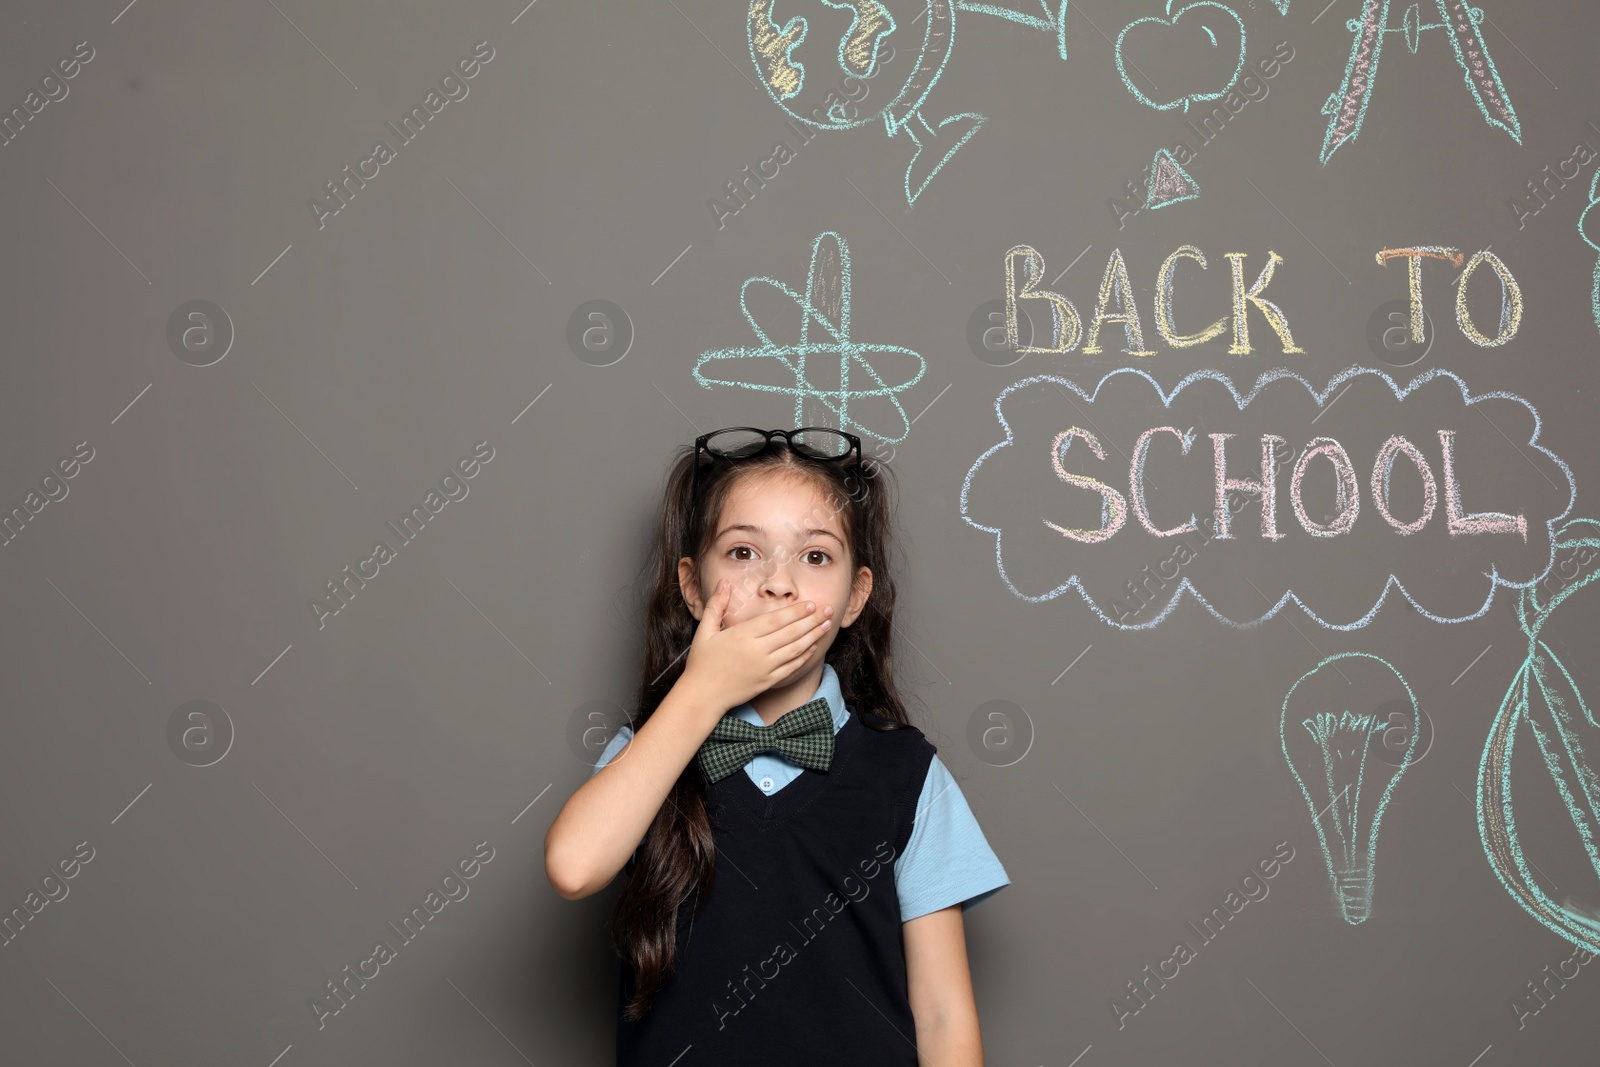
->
<box><xmin>957</xmin><ymin>0</ymin><xmax>1070</xmax><ymax>58</ymax></box>
<box><xmin>747</xmin><ymin>0</ymin><xmax>1070</xmax><ymax>204</ymax></box>
<box><xmin>1454</xmin><ymin>249</ymin><xmax>1524</xmax><ymax>347</ymax></box>
<box><xmin>1153</xmin><ymin>245</ymin><xmax>1227</xmax><ymax>348</ymax></box>
<box><xmin>1047</xmin><ymin>428</ymin><xmax>1129</xmax><ymax>543</ymax></box>
<box><xmin>959</xmin><ymin>365</ymin><xmax>1575</xmax><ymax>630</ymax></box>
<box><xmin>1005</xmin><ymin>244</ymin><xmax>1083</xmax><ymax>354</ymax></box>
<box><xmin>1146</xmin><ymin>148</ymin><xmax>1201</xmax><ymax>209</ymax></box>
<box><xmin>1320</xmin><ymin>0</ymin><xmax>1520</xmax><ymax>166</ymax></box>
<box><xmin>1579</xmin><ymin>170</ymin><xmax>1600</xmax><ymax>337</ymax></box>
<box><xmin>1479</xmin><ymin>516</ymin><xmax>1600</xmax><ymax>956</ymax></box>
<box><xmin>1115</xmin><ymin>0</ymin><xmax>1247</xmax><ymax>113</ymax></box>
<box><xmin>1375</xmin><ymin>244</ymin><xmax>1524</xmax><ymax>348</ymax></box>
<box><xmin>1082</xmin><ymin>249</ymin><xmax>1157</xmax><ymax>356</ymax></box>
<box><xmin>694</xmin><ymin>231</ymin><xmax>927</xmax><ymax>445</ymax></box>
<box><xmin>1282</xmin><ymin>652</ymin><xmax>1420</xmax><ymax>923</ymax></box>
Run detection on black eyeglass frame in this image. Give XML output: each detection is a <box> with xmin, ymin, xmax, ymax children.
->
<box><xmin>689</xmin><ymin>426</ymin><xmax>863</xmax><ymax>505</ymax></box>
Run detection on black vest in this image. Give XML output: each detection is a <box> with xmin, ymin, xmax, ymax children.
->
<box><xmin>615</xmin><ymin>706</ymin><xmax>937</xmax><ymax>1066</ymax></box>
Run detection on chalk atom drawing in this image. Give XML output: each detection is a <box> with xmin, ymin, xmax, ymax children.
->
<box><xmin>693</xmin><ymin>231</ymin><xmax>927</xmax><ymax>446</ymax></box>
<box><xmin>1145</xmin><ymin>148</ymin><xmax>1200</xmax><ymax>209</ymax></box>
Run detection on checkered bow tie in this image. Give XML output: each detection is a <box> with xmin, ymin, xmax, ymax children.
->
<box><xmin>695</xmin><ymin>697</ymin><xmax>835</xmax><ymax>784</ymax></box>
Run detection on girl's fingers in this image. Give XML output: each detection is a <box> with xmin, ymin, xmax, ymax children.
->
<box><xmin>771</xmin><ymin>618</ymin><xmax>828</xmax><ymax>664</ymax></box>
<box><xmin>699</xmin><ymin>579</ymin><xmax>729</xmax><ymax>629</ymax></box>
<box><xmin>757</xmin><ymin>600</ymin><xmax>816</xmax><ymax>639</ymax></box>
<box><xmin>768</xmin><ymin>641</ymin><xmax>817</xmax><ymax>684</ymax></box>
<box><xmin>770</xmin><ymin>608</ymin><xmax>829</xmax><ymax>646</ymax></box>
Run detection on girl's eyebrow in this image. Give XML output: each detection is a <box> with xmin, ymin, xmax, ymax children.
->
<box><xmin>716</xmin><ymin>523</ymin><xmax>843</xmax><ymax>547</ymax></box>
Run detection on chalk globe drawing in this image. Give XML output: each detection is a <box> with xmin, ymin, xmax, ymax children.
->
<box><xmin>747</xmin><ymin>0</ymin><xmax>1070</xmax><ymax>204</ymax></box>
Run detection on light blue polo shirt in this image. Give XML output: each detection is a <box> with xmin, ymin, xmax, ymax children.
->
<box><xmin>590</xmin><ymin>663</ymin><xmax>1009</xmax><ymax>922</ymax></box>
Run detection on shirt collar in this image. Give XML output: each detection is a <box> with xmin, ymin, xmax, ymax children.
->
<box><xmin>729</xmin><ymin>662</ymin><xmax>850</xmax><ymax>735</ymax></box>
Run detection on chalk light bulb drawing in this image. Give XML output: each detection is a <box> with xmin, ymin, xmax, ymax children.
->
<box><xmin>1281</xmin><ymin>652</ymin><xmax>1420</xmax><ymax>924</ymax></box>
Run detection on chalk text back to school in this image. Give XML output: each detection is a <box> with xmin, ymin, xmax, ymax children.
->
<box><xmin>1003</xmin><ymin>243</ymin><xmax>1524</xmax><ymax>357</ymax></box>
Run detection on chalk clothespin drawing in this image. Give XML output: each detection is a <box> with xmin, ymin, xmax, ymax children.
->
<box><xmin>747</xmin><ymin>0</ymin><xmax>1070</xmax><ymax>205</ymax></box>
<box><xmin>1479</xmin><ymin>517</ymin><xmax>1600</xmax><ymax>956</ymax></box>
<box><xmin>693</xmin><ymin>231</ymin><xmax>927</xmax><ymax>445</ymax></box>
<box><xmin>1319</xmin><ymin>0</ymin><xmax>1520</xmax><ymax>166</ymax></box>
<box><xmin>1281</xmin><ymin>652</ymin><xmax>1420</xmax><ymax>924</ymax></box>
<box><xmin>1145</xmin><ymin>147</ymin><xmax>1201</xmax><ymax>209</ymax></box>
<box><xmin>1115</xmin><ymin>0</ymin><xmax>1248</xmax><ymax>113</ymax></box>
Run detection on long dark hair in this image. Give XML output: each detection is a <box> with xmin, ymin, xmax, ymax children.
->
<box><xmin>611</xmin><ymin>436</ymin><xmax>912</xmax><ymax>1019</ymax></box>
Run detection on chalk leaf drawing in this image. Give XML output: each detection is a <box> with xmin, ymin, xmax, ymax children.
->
<box><xmin>1115</xmin><ymin>0</ymin><xmax>1247</xmax><ymax>113</ymax></box>
<box><xmin>694</xmin><ymin>231</ymin><xmax>927</xmax><ymax>446</ymax></box>
<box><xmin>1579</xmin><ymin>171</ymin><xmax>1600</xmax><ymax>337</ymax></box>
<box><xmin>1479</xmin><ymin>517</ymin><xmax>1600</xmax><ymax>955</ymax></box>
<box><xmin>1282</xmin><ymin>652</ymin><xmax>1420</xmax><ymax>924</ymax></box>
<box><xmin>1319</xmin><ymin>0</ymin><xmax>1519</xmax><ymax>165</ymax></box>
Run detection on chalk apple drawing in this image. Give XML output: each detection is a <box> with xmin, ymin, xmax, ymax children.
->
<box><xmin>1115</xmin><ymin>0</ymin><xmax>1246</xmax><ymax>113</ymax></box>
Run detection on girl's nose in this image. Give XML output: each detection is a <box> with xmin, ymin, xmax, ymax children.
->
<box><xmin>758</xmin><ymin>572</ymin><xmax>798</xmax><ymax>598</ymax></box>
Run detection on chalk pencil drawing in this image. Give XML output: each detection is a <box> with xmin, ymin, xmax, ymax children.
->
<box><xmin>1479</xmin><ymin>516</ymin><xmax>1600</xmax><ymax>956</ymax></box>
<box><xmin>1146</xmin><ymin>147</ymin><xmax>1201</xmax><ymax>209</ymax></box>
<box><xmin>1579</xmin><ymin>170</ymin><xmax>1600</xmax><ymax>337</ymax></box>
<box><xmin>1320</xmin><ymin>0</ymin><xmax>1520</xmax><ymax>166</ymax></box>
<box><xmin>693</xmin><ymin>231</ymin><xmax>927</xmax><ymax>446</ymax></box>
<box><xmin>1115</xmin><ymin>0</ymin><xmax>1248</xmax><ymax>113</ymax></box>
<box><xmin>1281</xmin><ymin>652</ymin><xmax>1420</xmax><ymax>924</ymax></box>
<box><xmin>747</xmin><ymin>0</ymin><xmax>1070</xmax><ymax>205</ymax></box>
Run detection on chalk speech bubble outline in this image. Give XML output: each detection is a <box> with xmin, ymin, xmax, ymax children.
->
<box><xmin>959</xmin><ymin>364</ymin><xmax>1576</xmax><ymax>630</ymax></box>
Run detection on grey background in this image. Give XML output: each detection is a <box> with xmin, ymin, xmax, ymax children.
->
<box><xmin>1</xmin><ymin>0</ymin><xmax>1597</xmax><ymax>1064</ymax></box>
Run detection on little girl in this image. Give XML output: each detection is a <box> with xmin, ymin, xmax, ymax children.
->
<box><xmin>545</xmin><ymin>426</ymin><xmax>1009</xmax><ymax>1065</ymax></box>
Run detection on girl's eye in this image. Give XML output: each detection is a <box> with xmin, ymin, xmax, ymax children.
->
<box><xmin>726</xmin><ymin>546</ymin><xmax>832</xmax><ymax>565</ymax></box>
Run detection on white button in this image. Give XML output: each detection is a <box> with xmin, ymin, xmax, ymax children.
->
<box><xmin>759</xmin><ymin>776</ymin><xmax>775</xmax><ymax>792</ymax></box>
